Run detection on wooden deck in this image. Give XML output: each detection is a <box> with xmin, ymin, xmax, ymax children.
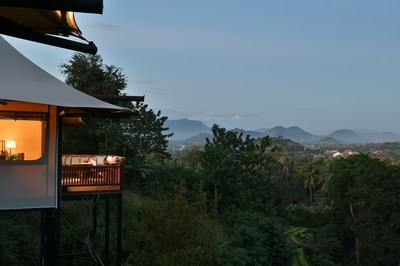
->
<box><xmin>61</xmin><ymin>158</ymin><xmax>124</xmax><ymax>194</ymax></box>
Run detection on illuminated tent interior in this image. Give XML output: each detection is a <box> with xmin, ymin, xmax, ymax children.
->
<box><xmin>0</xmin><ymin>0</ymin><xmax>103</xmax><ymax>54</ymax></box>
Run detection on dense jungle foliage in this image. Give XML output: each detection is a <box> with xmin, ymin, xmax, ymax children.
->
<box><xmin>1</xmin><ymin>54</ymin><xmax>399</xmax><ymax>265</ymax></box>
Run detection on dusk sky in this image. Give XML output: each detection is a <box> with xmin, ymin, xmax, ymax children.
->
<box><xmin>5</xmin><ymin>1</ymin><xmax>400</xmax><ymax>134</ymax></box>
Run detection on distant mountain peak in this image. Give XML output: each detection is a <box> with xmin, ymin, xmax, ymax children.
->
<box><xmin>287</xmin><ymin>126</ymin><xmax>302</xmax><ymax>129</ymax></box>
<box><xmin>266</xmin><ymin>126</ymin><xmax>319</xmax><ymax>143</ymax></box>
<box><xmin>318</xmin><ymin>136</ymin><xmax>341</xmax><ymax>144</ymax></box>
<box><xmin>328</xmin><ymin>129</ymin><xmax>364</xmax><ymax>144</ymax></box>
<box><xmin>231</xmin><ymin>128</ymin><xmax>267</xmax><ymax>138</ymax></box>
<box><xmin>165</xmin><ymin>119</ymin><xmax>211</xmax><ymax>140</ymax></box>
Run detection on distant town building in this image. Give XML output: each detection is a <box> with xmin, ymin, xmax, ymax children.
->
<box><xmin>325</xmin><ymin>150</ymin><xmax>339</xmax><ymax>156</ymax></box>
<box><xmin>332</xmin><ymin>152</ymin><xmax>343</xmax><ymax>158</ymax></box>
<box><xmin>342</xmin><ymin>150</ymin><xmax>360</xmax><ymax>158</ymax></box>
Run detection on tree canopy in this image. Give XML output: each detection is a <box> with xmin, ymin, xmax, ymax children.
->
<box><xmin>200</xmin><ymin>124</ymin><xmax>274</xmax><ymax>212</ymax></box>
<box><xmin>59</xmin><ymin>53</ymin><xmax>171</xmax><ymax>163</ymax></box>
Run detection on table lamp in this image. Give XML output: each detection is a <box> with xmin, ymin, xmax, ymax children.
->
<box><xmin>6</xmin><ymin>140</ymin><xmax>16</xmax><ymax>155</ymax></box>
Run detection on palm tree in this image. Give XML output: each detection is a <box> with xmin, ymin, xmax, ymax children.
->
<box><xmin>318</xmin><ymin>158</ymin><xmax>334</xmax><ymax>191</ymax></box>
<box><xmin>304</xmin><ymin>172</ymin><xmax>316</xmax><ymax>206</ymax></box>
<box><xmin>299</xmin><ymin>155</ymin><xmax>316</xmax><ymax>206</ymax></box>
<box><xmin>278</xmin><ymin>155</ymin><xmax>290</xmax><ymax>185</ymax></box>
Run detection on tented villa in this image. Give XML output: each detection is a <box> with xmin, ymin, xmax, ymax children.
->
<box><xmin>0</xmin><ymin>2</ymin><xmax>138</xmax><ymax>265</ymax></box>
<box><xmin>0</xmin><ymin>14</ymin><xmax>136</xmax><ymax>266</ymax></box>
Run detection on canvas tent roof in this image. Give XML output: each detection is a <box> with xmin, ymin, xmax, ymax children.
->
<box><xmin>0</xmin><ymin>36</ymin><xmax>130</xmax><ymax>116</ymax></box>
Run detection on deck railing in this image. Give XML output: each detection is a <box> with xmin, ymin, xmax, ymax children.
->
<box><xmin>61</xmin><ymin>155</ymin><xmax>124</xmax><ymax>193</ymax></box>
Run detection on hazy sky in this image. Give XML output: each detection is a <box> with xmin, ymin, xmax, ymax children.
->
<box><xmin>5</xmin><ymin>1</ymin><xmax>400</xmax><ymax>134</ymax></box>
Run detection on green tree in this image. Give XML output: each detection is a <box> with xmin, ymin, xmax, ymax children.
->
<box><xmin>326</xmin><ymin>155</ymin><xmax>400</xmax><ymax>265</ymax></box>
<box><xmin>139</xmin><ymin>184</ymin><xmax>218</xmax><ymax>265</ymax></box>
<box><xmin>200</xmin><ymin>124</ymin><xmax>272</xmax><ymax>211</ymax></box>
<box><xmin>60</xmin><ymin>53</ymin><xmax>131</xmax><ymax>154</ymax></box>
<box><xmin>121</xmin><ymin>104</ymin><xmax>172</xmax><ymax>161</ymax></box>
<box><xmin>0</xmin><ymin>212</ymin><xmax>41</xmax><ymax>265</ymax></box>
<box><xmin>298</xmin><ymin>155</ymin><xmax>317</xmax><ymax>206</ymax></box>
<box><xmin>60</xmin><ymin>53</ymin><xmax>127</xmax><ymax>96</ymax></box>
<box><xmin>317</xmin><ymin>157</ymin><xmax>335</xmax><ymax>192</ymax></box>
<box><xmin>197</xmin><ymin>125</ymin><xmax>294</xmax><ymax>265</ymax></box>
<box><xmin>278</xmin><ymin>154</ymin><xmax>291</xmax><ymax>185</ymax></box>
<box><xmin>222</xmin><ymin>210</ymin><xmax>294</xmax><ymax>266</ymax></box>
<box><xmin>180</xmin><ymin>148</ymin><xmax>202</xmax><ymax>168</ymax></box>
<box><xmin>59</xmin><ymin>53</ymin><xmax>172</xmax><ymax>165</ymax></box>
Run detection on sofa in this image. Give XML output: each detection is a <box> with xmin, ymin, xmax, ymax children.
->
<box><xmin>61</xmin><ymin>154</ymin><xmax>125</xmax><ymax>193</ymax></box>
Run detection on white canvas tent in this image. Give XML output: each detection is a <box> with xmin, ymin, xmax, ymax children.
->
<box><xmin>0</xmin><ymin>36</ymin><xmax>129</xmax><ymax>210</ymax></box>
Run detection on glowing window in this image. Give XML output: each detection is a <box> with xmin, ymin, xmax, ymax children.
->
<box><xmin>0</xmin><ymin>112</ymin><xmax>47</xmax><ymax>161</ymax></box>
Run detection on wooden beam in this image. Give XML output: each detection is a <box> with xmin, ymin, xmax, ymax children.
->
<box><xmin>92</xmin><ymin>95</ymin><xmax>145</xmax><ymax>102</ymax></box>
<box><xmin>0</xmin><ymin>16</ymin><xmax>98</xmax><ymax>54</ymax></box>
<box><xmin>0</xmin><ymin>0</ymin><xmax>103</xmax><ymax>14</ymax></box>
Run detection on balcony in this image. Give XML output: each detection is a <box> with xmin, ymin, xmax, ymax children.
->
<box><xmin>61</xmin><ymin>154</ymin><xmax>124</xmax><ymax>194</ymax></box>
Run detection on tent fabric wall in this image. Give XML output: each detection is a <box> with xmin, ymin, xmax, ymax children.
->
<box><xmin>0</xmin><ymin>105</ymin><xmax>58</xmax><ymax>210</ymax></box>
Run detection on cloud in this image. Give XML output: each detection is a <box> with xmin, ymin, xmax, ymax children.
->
<box><xmin>233</xmin><ymin>114</ymin><xmax>244</xmax><ymax>120</ymax></box>
<box><xmin>194</xmin><ymin>114</ymin><xmax>221</xmax><ymax>121</ymax></box>
<box><xmin>136</xmin><ymin>78</ymin><xmax>155</xmax><ymax>84</ymax></box>
<box><xmin>148</xmin><ymin>87</ymin><xmax>165</xmax><ymax>94</ymax></box>
<box><xmin>193</xmin><ymin>113</ymin><xmax>251</xmax><ymax>121</ymax></box>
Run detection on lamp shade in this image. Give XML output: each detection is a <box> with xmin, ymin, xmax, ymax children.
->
<box><xmin>5</xmin><ymin>140</ymin><xmax>16</xmax><ymax>149</ymax></box>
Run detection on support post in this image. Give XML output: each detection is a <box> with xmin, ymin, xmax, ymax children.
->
<box><xmin>41</xmin><ymin>209</ymin><xmax>60</xmax><ymax>266</ymax></box>
<box><xmin>117</xmin><ymin>195</ymin><xmax>122</xmax><ymax>266</ymax></box>
<box><xmin>105</xmin><ymin>198</ymin><xmax>110</xmax><ymax>265</ymax></box>
<box><xmin>91</xmin><ymin>197</ymin><xmax>98</xmax><ymax>249</ymax></box>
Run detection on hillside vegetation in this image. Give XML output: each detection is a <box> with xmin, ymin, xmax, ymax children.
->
<box><xmin>3</xmin><ymin>122</ymin><xmax>400</xmax><ymax>265</ymax></box>
<box><xmin>3</xmin><ymin>55</ymin><xmax>399</xmax><ymax>265</ymax></box>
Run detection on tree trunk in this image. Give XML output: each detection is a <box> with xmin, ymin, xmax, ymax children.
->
<box><xmin>214</xmin><ymin>185</ymin><xmax>218</xmax><ymax>210</ymax></box>
<box><xmin>349</xmin><ymin>202</ymin><xmax>361</xmax><ymax>266</ymax></box>
<box><xmin>285</xmin><ymin>168</ymin><xmax>288</xmax><ymax>185</ymax></box>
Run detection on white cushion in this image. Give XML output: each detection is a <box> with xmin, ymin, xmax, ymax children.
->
<box><xmin>80</xmin><ymin>156</ymin><xmax>90</xmax><ymax>163</ymax></box>
<box><xmin>95</xmin><ymin>155</ymin><xmax>106</xmax><ymax>166</ymax></box>
<box><xmin>62</xmin><ymin>155</ymin><xmax>67</xmax><ymax>166</ymax></box>
<box><xmin>89</xmin><ymin>158</ymin><xmax>96</xmax><ymax>166</ymax></box>
<box><xmin>106</xmin><ymin>155</ymin><xmax>117</xmax><ymax>163</ymax></box>
<box><xmin>65</xmin><ymin>156</ymin><xmax>72</xmax><ymax>166</ymax></box>
<box><xmin>71</xmin><ymin>157</ymin><xmax>80</xmax><ymax>165</ymax></box>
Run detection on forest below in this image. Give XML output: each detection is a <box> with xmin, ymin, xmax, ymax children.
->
<box><xmin>1</xmin><ymin>54</ymin><xmax>399</xmax><ymax>266</ymax></box>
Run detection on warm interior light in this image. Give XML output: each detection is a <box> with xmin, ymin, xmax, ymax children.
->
<box><xmin>6</xmin><ymin>140</ymin><xmax>16</xmax><ymax>149</ymax></box>
<box><xmin>6</xmin><ymin>140</ymin><xmax>16</xmax><ymax>155</ymax></box>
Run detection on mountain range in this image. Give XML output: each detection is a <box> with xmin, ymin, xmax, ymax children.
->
<box><xmin>165</xmin><ymin>119</ymin><xmax>400</xmax><ymax>147</ymax></box>
<box><xmin>164</xmin><ymin>119</ymin><xmax>211</xmax><ymax>140</ymax></box>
